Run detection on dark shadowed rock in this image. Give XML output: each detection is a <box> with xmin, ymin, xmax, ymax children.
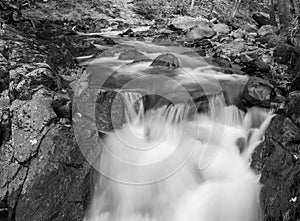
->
<box><xmin>252</xmin><ymin>12</ymin><xmax>271</xmax><ymax>27</ymax></box>
<box><xmin>242</xmin><ymin>77</ymin><xmax>273</xmax><ymax>107</ymax></box>
<box><xmin>241</xmin><ymin>58</ymin><xmax>271</xmax><ymax>78</ymax></box>
<box><xmin>291</xmin><ymin>77</ymin><xmax>300</xmax><ymax>92</ymax></box>
<box><xmin>251</xmin><ymin>92</ymin><xmax>300</xmax><ymax>221</ymax></box>
<box><xmin>150</xmin><ymin>53</ymin><xmax>180</xmax><ymax>68</ymax></box>
<box><xmin>68</xmin><ymin>40</ymin><xmax>99</xmax><ymax>57</ymax></box>
<box><xmin>274</xmin><ymin>43</ymin><xmax>295</xmax><ymax>65</ymax></box>
<box><xmin>118</xmin><ymin>49</ymin><xmax>145</xmax><ymax>60</ymax></box>
<box><xmin>93</xmin><ymin>37</ymin><xmax>116</xmax><ymax>46</ymax></box>
<box><xmin>123</xmin><ymin>28</ymin><xmax>134</xmax><ymax>35</ymax></box>
<box><xmin>152</xmin><ymin>35</ymin><xmax>180</xmax><ymax>46</ymax></box>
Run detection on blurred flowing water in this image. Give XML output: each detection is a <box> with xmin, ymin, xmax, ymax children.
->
<box><xmin>80</xmin><ymin>37</ymin><xmax>273</xmax><ymax>221</ymax></box>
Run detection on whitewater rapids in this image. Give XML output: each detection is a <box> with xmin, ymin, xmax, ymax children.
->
<box><xmin>84</xmin><ymin>92</ymin><xmax>272</xmax><ymax>221</ymax></box>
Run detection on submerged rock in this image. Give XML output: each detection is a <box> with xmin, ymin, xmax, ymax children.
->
<box><xmin>150</xmin><ymin>53</ymin><xmax>180</xmax><ymax>68</ymax></box>
<box><xmin>242</xmin><ymin>77</ymin><xmax>273</xmax><ymax>107</ymax></box>
<box><xmin>118</xmin><ymin>49</ymin><xmax>144</xmax><ymax>60</ymax></box>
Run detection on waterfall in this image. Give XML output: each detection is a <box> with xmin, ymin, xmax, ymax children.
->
<box><xmin>84</xmin><ymin>92</ymin><xmax>273</xmax><ymax>221</ymax></box>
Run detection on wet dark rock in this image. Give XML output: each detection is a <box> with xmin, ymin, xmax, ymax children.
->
<box><xmin>242</xmin><ymin>77</ymin><xmax>273</xmax><ymax>107</ymax></box>
<box><xmin>93</xmin><ymin>37</ymin><xmax>116</xmax><ymax>46</ymax></box>
<box><xmin>186</xmin><ymin>24</ymin><xmax>216</xmax><ymax>41</ymax></box>
<box><xmin>211</xmin><ymin>57</ymin><xmax>232</xmax><ymax>69</ymax></box>
<box><xmin>191</xmin><ymin>38</ymin><xmax>212</xmax><ymax>48</ymax></box>
<box><xmin>274</xmin><ymin>43</ymin><xmax>295</xmax><ymax>65</ymax></box>
<box><xmin>252</xmin><ymin>12</ymin><xmax>271</xmax><ymax>27</ymax></box>
<box><xmin>118</xmin><ymin>49</ymin><xmax>144</xmax><ymax>60</ymax></box>
<box><xmin>152</xmin><ymin>35</ymin><xmax>180</xmax><ymax>46</ymax></box>
<box><xmin>68</xmin><ymin>40</ymin><xmax>99</xmax><ymax>57</ymax></box>
<box><xmin>52</xmin><ymin>95</ymin><xmax>72</xmax><ymax>119</ymax></box>
<box><xmin>123</xmin><ymin>28</ymin><xmax>134</xmax><ymax>35</ymax></box>
<box><xmin>251</xmin><ymin>92</ymin><xmax>300</xmax><ymax>221</ymax></box>
<box><xmin>150</xmin><ymin>53</ymin><xmax>180</xmax><ymax>68</ymax></box>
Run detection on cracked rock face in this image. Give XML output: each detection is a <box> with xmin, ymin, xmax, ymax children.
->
<box><xmin>251</xmin><ymin>91</ymin><xmax>300</xmax><ymax>221</ymax></box>
<box><xmin>0</xmin><ymin>26</ymin><xmax>91</xmax><ymax>221</ymax></box>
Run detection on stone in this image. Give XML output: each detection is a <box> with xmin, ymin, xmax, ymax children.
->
<box><xmin>291</xmin><ymin>77</ymin><xmax>300</xmax><ymax>92</ymax></box>
<box><xmin>241</xmin><ymin>58</ymin><xmax>271</xmax><ymax>77</ymax></box>
<box><xmin>285</xmin><ymin>91</ymin><xmax>300</xmax><ymax>127</ymax></box>
<box><xmin>242</xmin><ymin>77</ymin><xmax>273</xmax><ymax>107</ymax></box>
<box><xmin>93</xmin><ymin>37</ymin><xmax>116</xmax><ymax>46</ymax></box>
<box><xmin>152</xmin><ymin>35</ymin><xmax>180</xmax><ymax>46</ymax></box>
<box><xmin>273</xmin><ymin>43</ymin><xmax>295</xmax><ymax>65</ymax></box>
<box><xmin>123</xmin><ymin>28</ymin><xmax>134</xmax><ymax>35</ymax></box>
<box><xmin>9</xmin><ymin>63</ymin><xmax>60</xmax><ymax>101</ymax></box>
<box><xmin>251</xmin><ymin>92</ymin><xmax>300</xmax><ymax>221</ymax></box>
<box><xmin>68</xmin><ymin>40</ymin><xmax>99</xmax><ymax>57</ymax></box>
<box><xmin>257</xmin><ymin>25</ymin><xmax>276</xmax><ymax>36</ymax></box>
<box><xmin>10</xmin><ymin>92</ymin><xmax>57</xmax><ymax>162</ymax></box>
<box><xmin>150</xmin><ymin>53</ymin><xmax>180</xmax><ymax>68</ymax></box>
<box><xmin>252</xmin><ymin>12</ymin><xmax>271</xmax><ymax>27</ymax></box>
<box><xmin>170</xmin><ymin>16</ymin><xmax>210</xmax><ymax>31</ymax></box>
<box><xmin>118</xmin><ymin>49</ymin><xmax>145</xmax><ymax>60</ymax></box>
<box><xmin>186</xmin><ymin>24</ymin><xmax>216</xmax><ymax>41</ymax></box>
<box><xmin>14</xmin><ymin>125</ymin><xmax>91</xmax><ymax>221</ymax></box>
<box><xmin>213</xmin><ymin>23</ymin><xmax>230</xmax><ymax>35</ymax></box>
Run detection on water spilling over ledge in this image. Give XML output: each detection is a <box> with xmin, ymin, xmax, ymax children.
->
<box><xmin>73</xmin><ymin>40</ymin><xmax>274</xmax><ymax>221</ymax></box>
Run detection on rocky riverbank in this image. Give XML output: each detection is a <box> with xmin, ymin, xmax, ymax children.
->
<box><xmin>0</xmin><ymin>1</ymin><xmax>299</xmax><ymax>220</ymax></box>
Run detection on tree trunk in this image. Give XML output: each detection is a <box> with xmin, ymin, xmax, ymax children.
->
<box><xmin>277</xmin><ymin>0</ymin><xmax>292</xmax><ymax>31</ymax></box>
<box><xmin>269</xmin><ymin>0</ymin><xmax>277</xmax><ymax>25</ymax></box>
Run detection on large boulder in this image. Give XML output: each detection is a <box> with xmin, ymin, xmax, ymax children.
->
<box><xmin>170</xmin><ymin>16</ymin><xmax>210</xmax><ymax>31</ymax></box>
<box><xmin>212</xmin><ymin>23</ymin><xmax>230</xmax><ymax>35</ymax></box>
<box><xmin>257</xmin><ymin>25</ymin><xmax>276</xmax><ymax>36</ymax></box>
<box><xmin>242</xmin><ymin>77</ymin><xmax>273</xmax><ymax>107</ymax></box>
<box><xmin>251</xmin><ymin>91</ymin><xmax>300</xmax><ymax>221</ymax></box>
<box><xmin>0</xmin><ymin>25</ymin><xmax>91</xmax><ymax>221</ymax></box>
<box><xmin>186</xmin><ymin>23</ymin><xmax>216</xmax><ymax>41</ymax></box>
<box><xmin>9</xmin><ymin>63</ymin><xmax>61</xmax><ymax>101</ymax></box>
<box><xmin>150</xmin><ymin>53</ymin><xmax>180</xmax><ymax>69</ymax></box>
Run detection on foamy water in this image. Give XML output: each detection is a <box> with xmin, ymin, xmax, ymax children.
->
<box><xmin>84</xmin><ymin>92</ymin><xmax>273</xmax><ymax>221</ymax></box>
